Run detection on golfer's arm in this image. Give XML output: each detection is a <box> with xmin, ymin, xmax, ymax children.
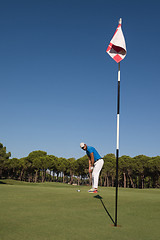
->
<box><xmin>89</xmin><ymin>159</ymin><xmax>91</xmax><ymax>169</ymax></box>
<box><xmin>90</xmin><ymin>152</ymin><xmax>94</xmax><ymax>167</ymax></box>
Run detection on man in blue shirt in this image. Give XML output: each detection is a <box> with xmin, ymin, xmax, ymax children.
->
<box><xmin>80</xmin><ymin>143</ymin><xmax>104</xmax><ymax>193</ymax></box>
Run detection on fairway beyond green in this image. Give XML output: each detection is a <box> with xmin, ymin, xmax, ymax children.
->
<box><xmin>0</xmin><ymin>180</ymin><xmax>160</xmax><ymax>240</ymax></box>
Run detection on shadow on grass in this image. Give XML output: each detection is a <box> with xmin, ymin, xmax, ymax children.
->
<box><xmin>94</xmin><ymin>194</ymin><xmax>115</xmax><ymax>225</ymax></box>
<box><xmin>0</xmin><ymin>180</ymin><xmax>7</xmax><ymax>184</ymax></box>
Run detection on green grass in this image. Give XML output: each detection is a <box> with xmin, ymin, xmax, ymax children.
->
<box><xmin>0</xmin><ymin>179</ymin><xmax>160</xmax><ymax>240</ymax></box>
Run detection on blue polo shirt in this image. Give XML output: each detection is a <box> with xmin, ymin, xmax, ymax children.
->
<box><xmin>86</xmin><ymin>146</ymin><xmax>102</xmax><ymax>162</ymax></box>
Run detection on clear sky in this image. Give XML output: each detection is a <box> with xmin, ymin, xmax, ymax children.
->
<box><xmin>0</xmin><ymin>0</ymin><xmax>159</xmax><ymax>159</ymax></box>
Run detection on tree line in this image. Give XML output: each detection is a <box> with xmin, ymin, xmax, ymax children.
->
<box><xmin>0</xmin><ymin>143</ymin><xmax>160</xmax><ymax>188</ymax></box>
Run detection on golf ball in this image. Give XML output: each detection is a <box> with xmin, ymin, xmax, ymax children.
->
<box><xmin>77</xmin><ymin>190</ymin><xmax>80</xmax><ymax>192</ymax></box>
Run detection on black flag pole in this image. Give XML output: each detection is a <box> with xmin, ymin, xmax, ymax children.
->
<box><xmin>106</xmin><ymin>17</ymin><xmax>126</xmax><ymax>227</ymax></box>
<box><xmin>115</xmin><ymin>62</ymin><xmax>120</xmax><ymax>227</ymax></box>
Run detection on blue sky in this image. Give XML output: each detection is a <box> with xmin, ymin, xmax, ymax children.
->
<box><xmin>0</xmin><ymin>0</ymin><xmax>159</xmax><ymax>159</ymax></box>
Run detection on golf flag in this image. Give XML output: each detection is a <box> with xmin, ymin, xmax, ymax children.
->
<box><xmin>106</xmin><ymin>19</ymin><xmax>126</xmax><ymax>63</ymax></box>
<box><xmin>106</xmin><ymin>18</ymin><xmax>127</xmax><ymax>227</ymax></box>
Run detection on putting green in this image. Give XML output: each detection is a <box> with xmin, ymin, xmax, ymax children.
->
<box><xmin>0</xmin><ymin>180</ymin><xmax>159</xmax><ymax>240</ymax></box>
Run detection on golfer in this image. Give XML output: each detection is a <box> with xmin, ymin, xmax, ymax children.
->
<box><xmin>80</xmin><ymin>143</ymin><xmax>104</xmax><ymax>193</ymax></box>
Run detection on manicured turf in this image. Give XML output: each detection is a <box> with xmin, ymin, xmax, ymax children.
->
<box><xmin>0</xmin><ymin>179</ymin><xmax>160</xmax><ymax>240</ymax></box>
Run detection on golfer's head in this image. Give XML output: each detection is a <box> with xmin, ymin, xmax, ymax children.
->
<box><xmin>80</xmin><ymin>142</ymin><xmax>87</xmax><ymax>151</ymax></box>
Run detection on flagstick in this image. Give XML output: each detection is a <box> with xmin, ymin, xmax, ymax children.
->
<box><xmin>115</xmin><ymin>62</ymin><xmax>120</xmax><ymax>227</ymax></box>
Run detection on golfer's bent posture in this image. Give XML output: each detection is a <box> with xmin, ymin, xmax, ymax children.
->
<box><xmin>80</xmin><ymin>143</ymin><xmax>104</xmax><ymax>193</ymax></box>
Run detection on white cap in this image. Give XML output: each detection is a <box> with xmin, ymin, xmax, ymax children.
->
<box><xmin>80</xmin><ymin>142</ymin><xmax>85</xmax><ymax>148</ymax></box>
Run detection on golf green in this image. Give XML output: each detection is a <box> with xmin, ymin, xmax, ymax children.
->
<box><xmin>0</xmin><ymin>180</ymin><xmax>160</xmax><ymax>240</ymax></box>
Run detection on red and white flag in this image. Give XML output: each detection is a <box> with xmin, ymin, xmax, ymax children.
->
<box><xmin>106</xmin><ymin>19</ymin><xmax>126</xmax><ymax>63</ymax></box>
